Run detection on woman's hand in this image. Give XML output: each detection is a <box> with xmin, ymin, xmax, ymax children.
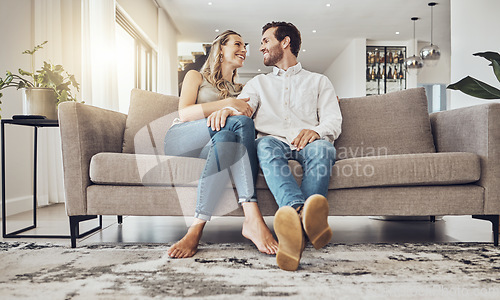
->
<box><xmin>227</xmin><ymin>97</ymin><xmax>253</xmax><ymax>117</ymax></box>
<box><xmin>207</xmin><ymin>108</ymin><xmax>242</xmax><ymax>131</ymax></box>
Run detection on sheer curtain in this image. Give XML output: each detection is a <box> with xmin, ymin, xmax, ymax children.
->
<box><xmin>81</xmin><ymin>0</ymin><xmax>119</xmax><ymax>110</ymax></box>
<box><xmin>33</xmin><ymin>0</ymin><xmax>67</xmax><ymax>206</ymax></box>
<box><xmin>33</xmin><ymin>0</ymin><xmax>119</xmax><ymax>206</ymax></box>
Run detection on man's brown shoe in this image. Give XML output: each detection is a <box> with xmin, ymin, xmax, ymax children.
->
<box><xmin>302</xmin><ymin>194</ymin><xmax>332</xmax><ymax>250</ymax></box>
<box><xmin>274</xmin><ymin>206</ymin><xmax>305</xmax><ymax>271</ymax></box>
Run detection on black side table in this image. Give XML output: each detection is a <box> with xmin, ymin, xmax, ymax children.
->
<box><xmin>1</xmin><ymin>118</ymin><xmax>101</xmax><ymax>239</ymax></box>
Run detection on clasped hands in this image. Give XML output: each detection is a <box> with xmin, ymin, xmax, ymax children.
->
<box><xmin>207</xmin><ymin>97</ymin><xmax>320</xmax><ymax>150</ymax></box>
<box><xmin>207</xmin><ymin>97</ymin><xmax>252</xmax><ymax>131</ymax></box>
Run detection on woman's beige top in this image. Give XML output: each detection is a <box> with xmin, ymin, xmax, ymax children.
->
<box><xmin>171</xmin><ymin>76</ymin><xmax>242</xmax><ymax>126</ymax></box>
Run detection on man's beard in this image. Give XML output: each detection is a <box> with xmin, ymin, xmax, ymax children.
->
<box><xmin>263</xmin><ymin>44</ymin><xmax>284</xmax><ymax>66</ymax></box>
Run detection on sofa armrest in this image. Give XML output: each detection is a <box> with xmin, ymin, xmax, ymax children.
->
<box><xmin>430</xmin><ymin>103</ymin><xmax>500</xmax><ymax>214</ymax></box>
<box><xmin>58</xmin><ymin>102</ymin><xmax>127</xmax><ymax>216</ymax></box>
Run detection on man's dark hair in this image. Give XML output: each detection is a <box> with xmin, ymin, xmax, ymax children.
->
<box><xmin>262</xmin><ymin>21</ymin><xmax>301</xmax><ymax>57</ymax></box>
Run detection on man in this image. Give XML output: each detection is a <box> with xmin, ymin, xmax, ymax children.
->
<box><xmin>238</xmin><ymin>22</ymin><xmax>342</xmax><ymax>271</ymax></box>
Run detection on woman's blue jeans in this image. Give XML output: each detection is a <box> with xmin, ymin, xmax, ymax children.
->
<box><xmin>164</xmin><ymin>115</ymin><xmax>258</xmax><ymax>221</ymax></box>
<box><xmin>256</xmin><ymin>136</ymin><xmax>336</xmax><ymax>208</ymax></box>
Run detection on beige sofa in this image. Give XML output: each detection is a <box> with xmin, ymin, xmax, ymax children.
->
<box><xmin>59</xmin><ymin>87</ymin><xmax>500</xmax><ymax>248</ymax></box>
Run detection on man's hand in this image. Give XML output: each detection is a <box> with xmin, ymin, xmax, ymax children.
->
<box><xmin>291</xmin><ymin>129</ymin><xmax>320</xmax><ymax>150</ymax></box>
<box><xmin>228</xmin><ymin>97</ymin><xmax>253</xmax><ymax>117</ymax></box>
<box><xmin>207</xmin><ymin>108</ymin><xmax>241</xmax><ymax>131</ymax></box>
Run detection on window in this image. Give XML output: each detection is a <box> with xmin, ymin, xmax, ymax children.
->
<box><xmin>419</xmin><ymin>84</ymin><xmax>447</xmax><ymax>113</ymax></box>
<box><xmin>115</xmin><ymin>7</ymin><xmax>157</xmax><ymax>113</ymax></box>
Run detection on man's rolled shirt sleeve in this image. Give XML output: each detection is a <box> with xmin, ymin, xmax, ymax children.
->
<box><xmin>313</xmin><ymin>76</ymin><xmax>342</xmax><ymax>143</ymax></box>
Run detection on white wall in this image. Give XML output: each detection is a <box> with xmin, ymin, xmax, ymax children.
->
<box><xmin>449</xmin><ymin>0</ymin><xmax>500</xmax><ymax>109</ymax></box>
<box><xmin>416</xmin><ymin>43</ymin><xmax>451</xmax><ymax>85</ymax></box>
<box><xmin>158</xmin><ymin>8</ymin><xmax>179</xmax><ymax>96</ymax></box>
<box><xmin>324</xmin><ymin>38</ymin><xmax>366</xmax><ymax>98</ymax></box>
<box><xmin>0</xmin><ymin>0</ymin><xmax>36</xmax><ymax>216</ymax></box>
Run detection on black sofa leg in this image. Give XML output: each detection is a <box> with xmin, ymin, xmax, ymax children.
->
<box><xmin>68</xmin><ymin>215</ymin><xmax>103</xmax><ymax>248</ymax></box>
<box><xmin>430</xmin><ymin>216</ymin><xmax>436</xmax><ymax>222</ymax></box>
<box><xmin>472</xmin><ymin>215</ymin><xmax>499</xmax><ymax>246</ymax></box>
<box><xmin>69</xmin><ymin>216</ymin><xmax>79</xmax><ymax>248</ymax></box>
<box><xmin>118</xmin><ymin>215</ymin><xmax>123</xmax><ymax>224</ymax></box>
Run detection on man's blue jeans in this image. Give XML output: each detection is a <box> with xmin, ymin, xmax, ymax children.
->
<box><xmin>164</xmin><ymin>115</ymin><xmax>258</xmax><ymax>221</ymax></box>
<box><xmin>256</xmin><ymin>136</ymin><xmax>336</xmax><ymax>208</ymax></box>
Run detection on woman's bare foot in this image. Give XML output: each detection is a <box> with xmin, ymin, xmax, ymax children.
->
<box><xmin>168</xmin><ymin>221</ymin><xmax>205</xmax><ymax>258</ymax></box>
<box><xmin>241</xmin><ymin>203</ymin><xmax>279</xmax><ymax>255</ymax></box>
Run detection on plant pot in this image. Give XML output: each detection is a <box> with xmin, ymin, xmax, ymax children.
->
<box><xmin>21</xmin><ymin>87</ymin><xmax>58</xmax><ymax>119</ymax></box>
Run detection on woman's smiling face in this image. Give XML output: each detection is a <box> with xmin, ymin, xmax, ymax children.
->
<box><xmin>221</xmin><ymin>34</ymin><xmax>247</xmax><ymax>68</ymax></box>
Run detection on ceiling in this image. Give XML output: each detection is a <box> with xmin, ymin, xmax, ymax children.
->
<box><xmin>158</xmin><ymin>0</ymin><xmax>451</xmax><ymax>75</ymax></box>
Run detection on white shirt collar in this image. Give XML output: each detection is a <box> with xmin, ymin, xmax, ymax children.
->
<box><xmin>272</xmin><ymin>62</ymin><xmax>302</xmax><ymax>76</ymax></box>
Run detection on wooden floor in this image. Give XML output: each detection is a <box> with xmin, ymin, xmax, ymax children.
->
<box><xmin>0</xmin><ymin>203</ymin><xmax>496</xmax><ymax>247</ymax></box>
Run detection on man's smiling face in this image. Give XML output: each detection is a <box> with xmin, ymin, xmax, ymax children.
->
<box><xmin>259</xmin><ymin>27</ymin><xmax>284</xmax><ymax>67</ymax></box>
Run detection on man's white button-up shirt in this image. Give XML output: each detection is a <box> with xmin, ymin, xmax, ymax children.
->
<box><xmin>239</xmin><ymin>63</ymin><xmax>342</xmax><ymax>149</ymax></box>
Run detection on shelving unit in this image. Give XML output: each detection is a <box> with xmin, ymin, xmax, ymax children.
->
<box><xmin>366</xmin><ymin>46</ymin><xmax>407</xmax><ymax>95</ymax></box>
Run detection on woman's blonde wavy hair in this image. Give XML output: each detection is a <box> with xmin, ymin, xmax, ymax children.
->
<box><xmin>200</xmin><ymin>30</ymin><xmax>243</xmax><ymax>99</ymax></box>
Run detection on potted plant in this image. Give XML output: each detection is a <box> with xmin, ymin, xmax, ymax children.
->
<box><xmin>0</xmin><ymin>41</ymin><xmax>80</xmax><ymax>119</ymax></box>
<box><xmin>447</xmin><ymin>51</ymin><xmax>500</xmax><ymax>99</ymax></box>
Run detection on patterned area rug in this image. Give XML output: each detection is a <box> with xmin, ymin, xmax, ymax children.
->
<box><xmin>1</xmin><ymin>242</ymin><xmax>500</xmax><ymax>299</ymax></box>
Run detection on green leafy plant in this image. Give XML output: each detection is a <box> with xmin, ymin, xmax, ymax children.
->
<box><xmin>447</xmin><ymin>51</ymin><xmax>500</xmax><ymax>99</ymax></box>
<box><xmin>0</xmin><ymin>41</ymin><xmax>80</xmax><ymax>115</ymax></box>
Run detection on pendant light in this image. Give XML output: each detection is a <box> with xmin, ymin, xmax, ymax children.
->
<box><xmin>405</xmin><ymin>17</ymin><xmax>423</xmax><ymax>72</ymax></box>
<box><xmin>420</xmin><ymin>2</ymin><xmax>441</xmax><ymax>66</ymax></box>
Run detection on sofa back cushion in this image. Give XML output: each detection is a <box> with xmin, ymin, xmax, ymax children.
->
<box><xmin>335</xmin><ymin>87</ymin><xmax>436</xmax><ymax>160</ymax></box>
<box><xmin>122</xmin><ymin>88</ymin><xmax>179</xmax><ymax>154</ymax></box>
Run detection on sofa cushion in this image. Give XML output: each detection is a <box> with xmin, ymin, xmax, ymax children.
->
<box><xmin>90</xmin><ymin>153</ymin><xmax>296</xmax><ymax>188</ymax></box>
<box><xmin>336</xmin><ymin>87</ymin><xmax>436</xmax><ymax>160</ymax></box>
<box><xmin>90</xmin><ymin>153</ymin><xmax>205</xmax><ymax>186</ymax></box>
<box><xmin>91</xmin><ymin>152</ymin><xmax>480</xmax><ymax>190</ymax></box>
<box><xmin>330</xmin><ymin>152</ymin><xmax>480</xmax><ymax>189</ymax></box>
<box><xmin>122</xmin><ymin>89</ymin><xmax>179</xmax><ymax>154</ymax></box>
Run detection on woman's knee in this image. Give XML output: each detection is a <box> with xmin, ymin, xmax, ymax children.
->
<box><xmin>226</xmin><ymin>115</ymin><xmax>254</xmax><ymax>130</ymax></box>
<box><xmin>212</xmin><ymin>130</ymin><xmax>237</xmax><ymax>143</ymax></box>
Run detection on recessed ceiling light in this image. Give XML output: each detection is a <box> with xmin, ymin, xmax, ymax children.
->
<box><xmin>208</xmin><ymin>2</ymin><xmax>212</xmax><ymax>5</ymax></box>
<box><xmin>302</xmin><ymin>49</ymin><xmax>306</xmax><ymax>52</ymax></box>
<box><xmin>215</xmin><ymin>29</ymin><xmax>219</xmax><ymax>32</ymax></box>
<box><xmin>258</xmin><ymin>69</ymin><xmax>261</xmax><ymax>72</ymax></box>
<box><xmin>326</xmin><ymin>3</ymin><xmax>331</xmax><ymax>7</ymax></box>
<box><xmin>312</xmin><ymin>30</ymin><xmax>317</xmax><ymax>33</ymax></box>
<box><xmin>395</xmin><ymin>31</ymin><xmax>400</xmax><ymax>35</ymax></box>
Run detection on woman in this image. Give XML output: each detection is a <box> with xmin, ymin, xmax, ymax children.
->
<box><xmin>164</xmin><ymin>30</ymin><xmax>278</xmax><ymax>258</ymax></box>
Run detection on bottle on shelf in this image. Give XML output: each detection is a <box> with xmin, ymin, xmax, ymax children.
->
<box><xmin>366</xmin><ymin>46</ymin><xmax>406</xmax><ymax>95</ymax></box>
<box><xmin>398</xmin><ymin>66</ymin><xmax>405</xmax><ymax>79</ymax></box>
